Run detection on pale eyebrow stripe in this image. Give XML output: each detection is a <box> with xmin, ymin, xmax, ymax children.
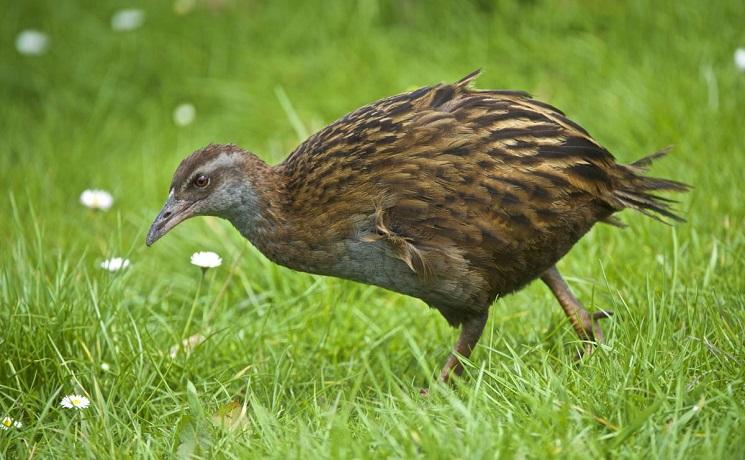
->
<box><xmin>180</xmin><ymin>151</ymin><xmax>235</xmax><ymax>191</ymax></box>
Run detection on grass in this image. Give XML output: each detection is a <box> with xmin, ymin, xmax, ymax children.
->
<box><xmin>1</xmin><ymin>0</ymin><xmax>744</xmax><ymax>457</ymax></box>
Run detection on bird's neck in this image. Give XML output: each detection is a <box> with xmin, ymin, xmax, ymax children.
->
<box><xmin>224</xmin><ymin>156</ymin><xmax>315</xmax><ymax>271</ymax></box>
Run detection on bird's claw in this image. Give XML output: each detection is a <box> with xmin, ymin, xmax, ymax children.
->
<box><xmin>592</xmin><ymin>310</ymin><xmax>613</xmax><ymax>320</ymax></box>
<box><xmin>576</xmin><ymin>309</ymin><xmax>614</xmax><ymax>360</ymax></box>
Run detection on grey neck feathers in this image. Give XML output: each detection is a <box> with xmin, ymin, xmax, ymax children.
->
<box><xmin>221</xmin><ymin>175</ymin><xmax>294</xmax><ymax>268</ymax></box>
<box><xmin>223</xmin><ymin>181</ymin><xmax>270</xmax><ymax>242</ymax></box>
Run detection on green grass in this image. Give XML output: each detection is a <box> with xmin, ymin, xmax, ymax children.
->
<box><xmin>2</xmin><ymin>0</ymin><xmax>745</xmax><ymax>457</ymax></box>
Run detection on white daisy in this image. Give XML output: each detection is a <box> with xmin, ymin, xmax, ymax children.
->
<box><xmin>169</xmin><ymin>334</ymin><xmax>206</xmax><ymax>358</ymax></box>
<box><xmin>173</xmin><ymin>103</ymin><xmax>197</xmax><ymax>127</ymax></box>
<box><xmin>16</xmin><ymin>30</ymin><xmax>49</xmax><ymax>55</ymax></box>
<box><xmin>100</xmin><ymin>362</ymin><xmax>111</xmax><ymax>372</ymax></box>
<box><xmin>60</xmin><ymin>394</ymin><xmax>90</xmax><ymax>410</ymax></box>
<box><xmin>80</xmin><ymin>189</ymin><xmax>114</xmax><ymax>211</ymax></box>
<box><xmin>735</xmin><ymin>48</ymin><xmax>745</xmax><ymax>72</ymax></box>
<box><xmin>111</xmin><ymin>9</ymin><xmax>145</xmax><ymax>32</ymax></box>
<box><xmin>191</xmin><ymin>251</ymin><xmax>222</xmax><ymax>269</ymax></box>
<box><xmin>100</xmin><ymin>257</ymin><xmax>131</xmax><ymax>272</ymax></box>
<box><xmin>1</xmin><ymin>416</ymin><xmax>22</xmax><ymax>430</ymax></box>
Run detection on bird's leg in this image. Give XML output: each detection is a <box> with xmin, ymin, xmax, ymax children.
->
<box><xmin>541</xmin><ymin>266</ymin><xmax>613</xmax><ymax>357</ymax></box>
<box><xmin>438</xmin><ymin>313</ymin><xmax>488</xmax><ymax>384</ymax></box>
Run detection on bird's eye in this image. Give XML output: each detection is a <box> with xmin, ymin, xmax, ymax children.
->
<box><xmin>194</xmin><ymin>174</ymin><xmax>210</xmax><ymax>188</ymax></box>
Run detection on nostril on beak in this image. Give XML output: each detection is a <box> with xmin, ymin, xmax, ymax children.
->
<box><xmin>162</xmin><ymin>211</ymin><xmax>172</xmax><ymax>220</ymax></box>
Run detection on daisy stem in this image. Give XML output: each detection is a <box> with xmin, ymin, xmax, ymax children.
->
<box><xmin>181</xmin><ymin>271</ymin><xmax>204</xmax><ymax>339</ymax></box>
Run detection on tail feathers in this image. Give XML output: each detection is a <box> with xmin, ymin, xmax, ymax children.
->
<box><xmin>614</xmin><ymin>148</ymin><xmax>690</xmax><ymax>223</ymax></box>
<box><xmin>629</xmin><ymin>146</ymin><xmax>673</xmax><ymax>170</ymax></box>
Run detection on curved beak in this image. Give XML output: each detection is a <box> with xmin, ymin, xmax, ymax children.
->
<box><xmin>146</xmin><ymin>194</ymin><xmax>195</xmax><ymax>246</ymax></box>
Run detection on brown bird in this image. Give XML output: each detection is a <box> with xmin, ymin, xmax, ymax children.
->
<box><xmin>146</xmin><ymin>70</ymin><xmax>688</xmax><ymax>383</ymax></box>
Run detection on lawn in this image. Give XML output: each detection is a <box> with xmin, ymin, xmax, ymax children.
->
<box><xmin>1</xmin><ymin>0</ymin><xmax>744</xmax><ymax>458</ymax></box>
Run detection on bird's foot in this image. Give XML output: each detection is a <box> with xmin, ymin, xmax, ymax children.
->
<box><xmin>419</xmin><ymin>362</ymin><xmax>463</xmax><ymax>397</ymax></box>
<box><xmin>577</xmin><ymin>309</ymin><xmax>614</xmax><ymax>359</ymax></box>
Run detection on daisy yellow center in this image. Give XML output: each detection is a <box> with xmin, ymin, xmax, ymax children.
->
<box><xmin>71</xmin><ymin>397</ymin><xmax>82</xmax><ymax>406</ymax></box>
<box><xmin>2</xmin><ymin>418</ymin><xmax>11</xmax><ymax>427</ymax></box>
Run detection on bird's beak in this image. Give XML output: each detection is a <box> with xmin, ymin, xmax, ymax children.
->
<box><xmin>146</xmin><ymin>194</ymin><xmax>195</xmax><ymax>247</ymax></box>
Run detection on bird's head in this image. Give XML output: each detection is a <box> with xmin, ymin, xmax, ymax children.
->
<box><xmin>146</xmin><ymin>144</ymin><xmax>261</xmax><ymax>246</ymax></box>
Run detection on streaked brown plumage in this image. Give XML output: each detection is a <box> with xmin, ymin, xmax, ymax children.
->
<box><xmin>147</xmin><ymin>70</ymin><xmax>689</xmax><ymax>383</ymax></box>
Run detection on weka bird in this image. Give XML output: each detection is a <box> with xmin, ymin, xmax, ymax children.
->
<box><xmin>147</xmin><ymin>70</ymin><xmax>688</xmax><ymax>382</ymax></box>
